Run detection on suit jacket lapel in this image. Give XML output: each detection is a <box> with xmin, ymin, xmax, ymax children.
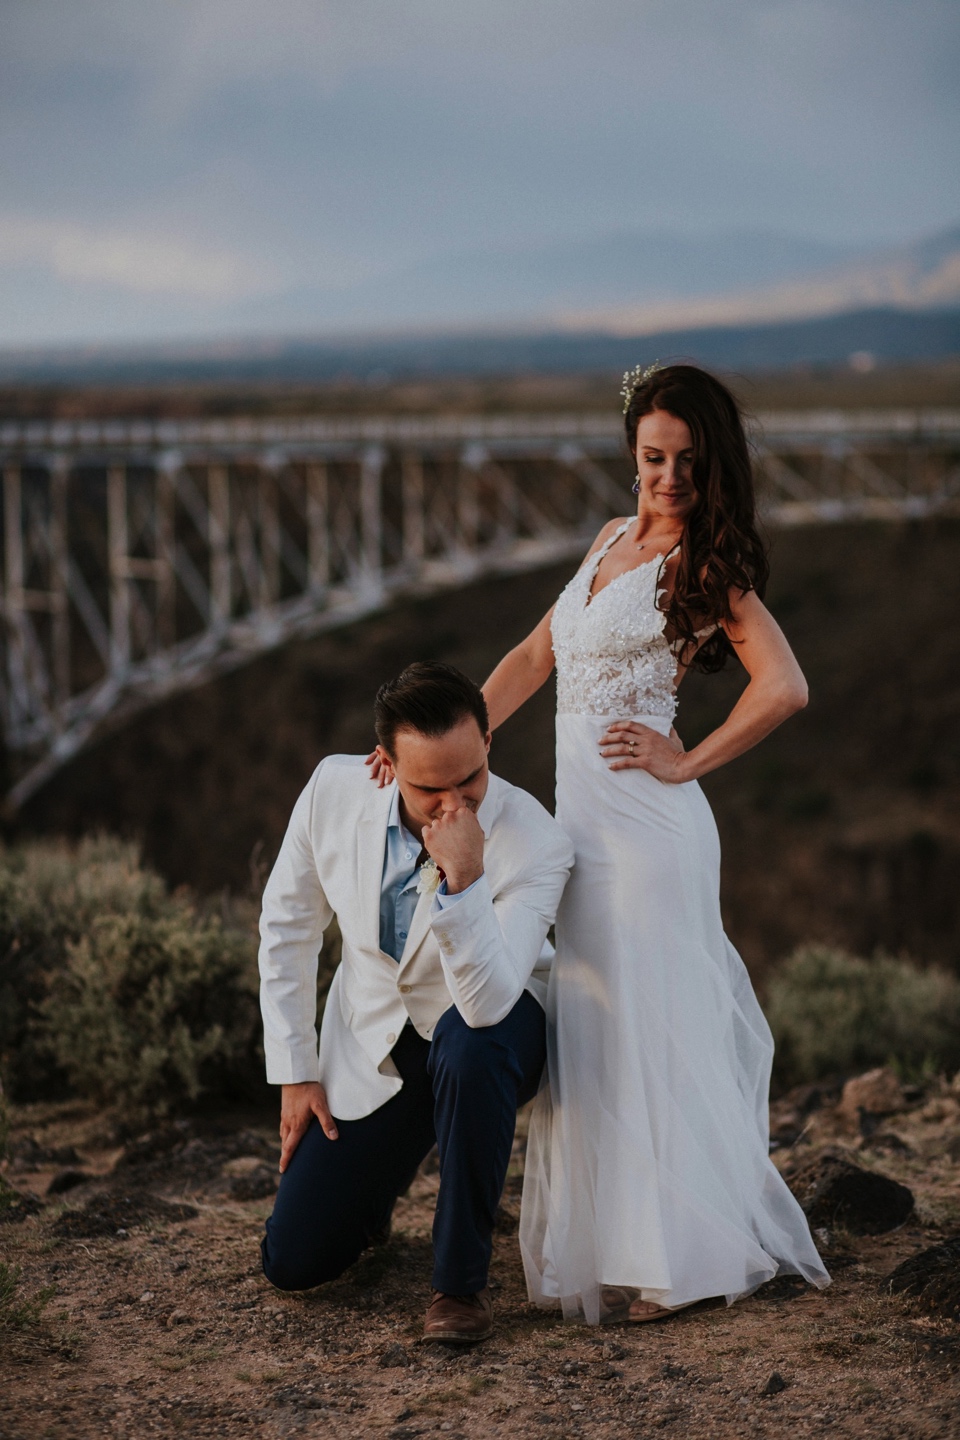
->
<box><xmin>397</xmin><ymin>885</ymin><xmax>435</xmax><ymax>972</ymax></box>
<box><xmin>476</xmin><ymin>773</ymin><xmax>501</xmax><ymax>839</ymax></box>
<box><xmin>356</xmin><ymin>780</ymin><xmax>395</xmax><ymax>956</ymax></box>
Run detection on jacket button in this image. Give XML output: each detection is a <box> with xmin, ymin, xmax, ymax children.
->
<box><xmin>399</xmin><ymin>983</ymin><xmax>412</xmax><ymax>994</ymax></box>
<box><xmin>386</xmin><ymin>1033</ymin><xmax>396</xmax><ymax>1045</ymax></box>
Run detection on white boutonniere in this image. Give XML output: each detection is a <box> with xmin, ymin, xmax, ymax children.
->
<box><xmin>416</xmin><ymin>858</ymin><xmax>443</xmax><ymax>896</ymax></box>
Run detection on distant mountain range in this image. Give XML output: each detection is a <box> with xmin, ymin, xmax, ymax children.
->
<box><xmin>1</xmin><ymin>305</ymin><xmax>958</xmax><ymax>387</ymax></box>
<box><xmin>0</xmin><ymin>223</ymin><xmax>958</xmax><ymax>384</ymax></box>
<box><xmin>576</xmin><ymin>224</ymin><xmax>960</xmax><ymax>333</ymax></box>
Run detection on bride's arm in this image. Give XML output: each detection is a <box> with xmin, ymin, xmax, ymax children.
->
<box><xmin>482</xmin><ymin>607</ymin><xmax>556</xmax><ymax>730</ymax></box>
<box><xmin>366</xmin><ymin>518</ymin><xmax>626</xmax><ymax>779</ymax></box>
<box><xmin>483</xmin><ymin>516</ymin><xmax>629</xmax><ymax>730</ymax></box>
<box><xmin>602</xmin><ymin>587</ymin><xmax>808</xmax><ymax>782</ymax></box>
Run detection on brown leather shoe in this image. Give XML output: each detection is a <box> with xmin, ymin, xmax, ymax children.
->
<box><xmin>422</xmin><ymin>1288</ymin><xmax>493</xmax><ymax>1343</ymax></box>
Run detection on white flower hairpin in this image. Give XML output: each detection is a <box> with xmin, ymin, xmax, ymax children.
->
<box><xmin>620</xmin><ymin>360</ymin><xmax>663</xmax><ymax>414</ymax></box>
<box><xmin>417</xmin><ymin>858</ymin><xmax>444</xmax><ymax>896</ymax></box>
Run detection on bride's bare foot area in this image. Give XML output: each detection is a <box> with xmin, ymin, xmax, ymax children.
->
<box><xmin>599</xmin><ymin>1284</ymin><xmax>635</xmax><ymax>1316</ymax></box>
<box><xmin>600</xmin><ymin>1287</ymin><xmax>698</xmax><ymax>1323</ymax></box>
<box><xmin>628</xmin><ymin>1297</ymin><xmax>684</xmax><ymax>1322</ymax></box>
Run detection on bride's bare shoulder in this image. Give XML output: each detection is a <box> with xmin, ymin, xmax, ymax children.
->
<box><xmin>579</xmin><ymin>516</ymin><xmax>630</xmax><ymax>566</ymax></box>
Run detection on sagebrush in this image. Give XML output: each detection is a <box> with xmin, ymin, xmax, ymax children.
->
<box><xmin>43</xmin><ymin>904</ymin><xmax>261</xmax><ymax>1125</ymax></box>
<box><xmin>767</xmin><ymin>944</ymin><xmax>960</xmax><ymax>1089</ymax></box>
<box><xmin>0</xmin><ymin>836</ymin><xmax>263</xmax><ymax>1121</ymax></box>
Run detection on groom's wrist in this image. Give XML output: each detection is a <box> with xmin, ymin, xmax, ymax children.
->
<box><xmin>441</xmin><ymin>864</ymin><xmax>484</xmax><ymax>894</ymax></box>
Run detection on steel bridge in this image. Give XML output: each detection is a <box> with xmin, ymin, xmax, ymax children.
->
<box><xmin>1</xmin><ymin>408</ymin><xmax>958</xmax><ymax>806</ymax></box>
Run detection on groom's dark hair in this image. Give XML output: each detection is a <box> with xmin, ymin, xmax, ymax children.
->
<box><xmin>374</xmin><ymin>662</ymin><xmax>489</xmax><ymax>755</ymax></box>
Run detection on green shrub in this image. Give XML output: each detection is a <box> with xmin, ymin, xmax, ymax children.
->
<box><xmin>767</xmin><ymin>944</ymin><xmax>960</xmax><ymax>1089</ymax></box>
<box><xmin>42</xmin><ymin>902</ymin><xmax>261</xmax><ymax>1127</ymax></box>
<box><xmin>0</xmin><ymin>836</ymin><xmax>262</xmax><ymax>1121</ymax></box>
<box><xmin>0</xmin><ymin>835</ymin><xmax>168</xmax><ymax>1098</ymax></box>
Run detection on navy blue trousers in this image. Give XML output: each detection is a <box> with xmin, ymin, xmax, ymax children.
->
<box><xmin>261</xmin><ymin>991</ymin><xmax>546</xmax><ymax>1295</ymax></box>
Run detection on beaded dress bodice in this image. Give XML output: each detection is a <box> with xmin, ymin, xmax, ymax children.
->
<box><xmin>551</xmin><ymin>520</ymin><xmax>679</xmax><ymax>720</ymax></box>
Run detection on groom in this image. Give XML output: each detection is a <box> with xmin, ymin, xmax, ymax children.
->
<box><xmin>258</xmin><ymin>661</ymin><xmax>574</xmax><ymax>1342</ymax></box>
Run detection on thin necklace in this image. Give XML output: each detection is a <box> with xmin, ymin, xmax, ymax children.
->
<box><xmin>632</xmin><ymin>518</ymin><xmax>684</xmax><ymax>553</ymax></box>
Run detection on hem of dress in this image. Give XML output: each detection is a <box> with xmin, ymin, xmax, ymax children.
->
<box><xmin>525</xmin><ymin>1260</ymin><xmax>832</xmax><ymax>1323</ymax></box>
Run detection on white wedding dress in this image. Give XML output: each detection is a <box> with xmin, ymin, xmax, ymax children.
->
<box><xmin>519</xmin><ymin>520</ymin><xmax>830</xmax><ymax>1324</ymax></box>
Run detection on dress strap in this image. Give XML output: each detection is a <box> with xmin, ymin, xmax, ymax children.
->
<box><xmin>584</xmin><ymin>519</ymin><xmax>633</xmax><ymax>579</ymax></box>
<box><xmin>581</xmin><ymin>519</ymin><xmax>628</xmax><ymax>574</ymax></box>
<box><xmin>599</xmin><ymin>519</ymin><xmax>633</xmax><ymax>557</ymax></box>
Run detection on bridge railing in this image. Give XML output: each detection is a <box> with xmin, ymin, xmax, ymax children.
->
<box><xmin>1</xmin><ymin>409</ymin><xmax>958</xmax><ymax>804</ymax></box>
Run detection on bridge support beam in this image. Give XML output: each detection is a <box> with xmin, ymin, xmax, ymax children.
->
<box><xmin>0</xmin><ymin>407</ymin><xmax>956</xmax><ymax>806</ymax></box>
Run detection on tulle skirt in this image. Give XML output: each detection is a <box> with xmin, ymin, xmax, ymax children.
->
<box><xmin>519</xmin><ymin>712</ymin><xmax>830</xmax><ymax>1324</ymax></box>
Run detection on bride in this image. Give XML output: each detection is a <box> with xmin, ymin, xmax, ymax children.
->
<box><xmin>482</xmin><ymin>363</ymin><xmax>830</xmax><ymax>1324</ymax></box>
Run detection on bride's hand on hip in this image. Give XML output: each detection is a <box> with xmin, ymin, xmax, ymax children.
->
<box><xmin>599</xmin><ymin>721</ymin><xmax>687</xmax><ymax>783</ymax></box>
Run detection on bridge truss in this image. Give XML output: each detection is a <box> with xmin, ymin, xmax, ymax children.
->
<box><xmin>1</xmin><ymin>408</ymin><xmax>958</xmax><ymax>804</ymax></box>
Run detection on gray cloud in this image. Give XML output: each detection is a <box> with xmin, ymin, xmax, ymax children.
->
<box><xmin>0</xmin><ymin>0</ymin><xmax>957</xmax><ymax>342</ymax></box>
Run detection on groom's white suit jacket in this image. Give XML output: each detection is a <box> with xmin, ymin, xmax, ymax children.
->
<box><xmin>259</xmin><ymin>755</ymin><xmax>575</xmax><ymax>1121</ymax></box>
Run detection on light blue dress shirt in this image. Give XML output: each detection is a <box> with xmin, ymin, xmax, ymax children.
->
<box><xmin>379</xmin><ymin>784</ymin><xmax>425</xmax><ymax>962</ymax></box>
<box><xmin>379</xmin><ymin>784</ymin><xmax>479</xmax><ymax>962</ymax></box>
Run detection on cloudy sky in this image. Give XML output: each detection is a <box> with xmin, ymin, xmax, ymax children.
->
<box><xmin>1</xmin><ymin>0</ymin><xmax>958</xmax><ymax>344</ymax></box>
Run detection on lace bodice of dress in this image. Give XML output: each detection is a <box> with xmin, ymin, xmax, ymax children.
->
<box><xmin>552</xmin><ymin>519</ymin><xmax>679</xmax><ymax>720</ymax></box>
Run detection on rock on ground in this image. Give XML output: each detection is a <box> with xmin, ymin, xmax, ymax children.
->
<box><xmin>886</xmin><ymin>1236</ymin><xmax>960</xmax><ymax>1323</ymax></box>
<box><xmin>785</xmin><ymin>1153</ymin><xmax>915</xmax><ymax>1235</ymax></box>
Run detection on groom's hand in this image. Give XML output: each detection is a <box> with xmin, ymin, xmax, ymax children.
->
<box><xmin>279</xmin><ymin>1081</ymin><xmax>338</xmax><ymax>1171</ymax></box>
<box><xmin>422</xmin><ymin>807</ymin><xmax>485</xmax><ymax>894</ymax></box>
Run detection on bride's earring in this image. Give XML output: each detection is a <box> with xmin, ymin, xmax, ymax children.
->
<box><xmin>632</xmin><ymin>474</ymin><xmax>640</xmax><ymax>495</ymax></box>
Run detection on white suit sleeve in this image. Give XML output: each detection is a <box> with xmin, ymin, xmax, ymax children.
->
<box><xmin>428</xmin><ymin>831</ymin><xmax>573</xmax><ymax>1028</ymax></box>
<box><xmin>258</xmin><ymin>772</ymin><xmax>333</xmax><ymax>1084</ymax></box>
<box><xmin>434</xmin><ymin>876</ymin><xmax>483</xmax><ymax>907</ymax></box>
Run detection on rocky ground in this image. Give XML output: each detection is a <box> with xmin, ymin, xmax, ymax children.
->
<box><xmin>2</xmin><ymin>1069</ymin><xmax>959</xmax><ymax>1440</ymax></box>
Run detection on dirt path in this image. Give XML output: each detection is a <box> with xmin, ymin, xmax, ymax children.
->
<box><xmin>2</xmin><ymin>1088</ymin><xmax>959</xmax><ymax>1440</ymax></box>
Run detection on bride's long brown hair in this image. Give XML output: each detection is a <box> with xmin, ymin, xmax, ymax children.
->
<box><xmin>624</xmin><ymin>364</ymin><xmax>769</xmax><ymax>673</ymax></box>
